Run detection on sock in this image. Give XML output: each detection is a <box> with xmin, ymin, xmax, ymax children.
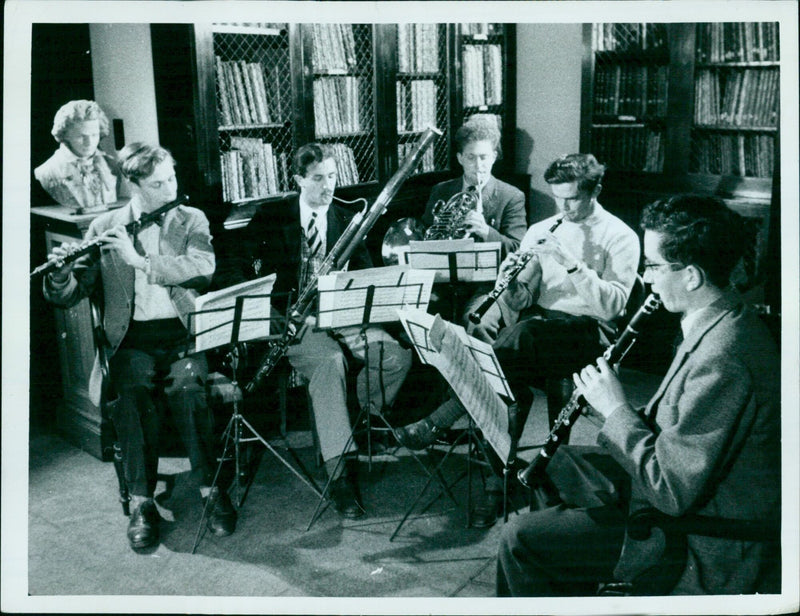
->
<box><xmin>130</xmin><ymin>494</ymin><xmax>151</xmax><ymax>511</ymax></box>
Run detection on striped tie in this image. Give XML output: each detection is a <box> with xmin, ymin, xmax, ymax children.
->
<box><xmin>306</xmin><ymin>211</ymin><xmax>321</xmax><ymax>257</ymax></box>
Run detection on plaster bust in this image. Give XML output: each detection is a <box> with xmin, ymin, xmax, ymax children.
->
<box><xmin>34</xmin><ymin>100</ymin><xmax>120</xmax><ymax>212</ymax></box>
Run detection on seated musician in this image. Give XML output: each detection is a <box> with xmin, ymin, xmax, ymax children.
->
<box><xmin>396</xmin><ymin>153</ymin><xmax>640</xmax><ymax>528</ymax></box>
<box><xmin>43</xmin><ymin>142</ymin><xmax>236</xmax><ymax>552</ymax></box>
<box><xmin>34</xmin><ymin>99</ymin><xmax>120</xmax><ymax>212</ymax></box>
<box><xmin>246</xmin><ymin>143</ymin><xmax>413</xmax><ymax>519</ymax></box>
<box><xmin>497</xmin><ymin>194</ymin><xmax>781</xmax><ymax>596</ymax></box>
<box><xmin>423</xmin><ymin>115</ymin><xmax>527</xmax><ymax>324</ymax></box>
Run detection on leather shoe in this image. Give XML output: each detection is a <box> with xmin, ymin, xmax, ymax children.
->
<box><xmin>330</xmin><ymin>476</ymin><xmax>364</xmax><ymax>519</ymax></box>
<box><xmin>470</xmin><ymin>489</ymin><xmax>504</xmax><ymax>529</ymax></box>
<box><xmin>394</xmin><ymin>417</ymin><xmax>441</xmax><ymax>451</ymax></box>
<box><xmin>127</xmin><ymin>499</ymin><xmax>160</xmax><ymax>551</ymax></box>
<box><xmin>206</xmin><ymin>487</ymin><xmax>237</xmax><ymax>536</ymax></box>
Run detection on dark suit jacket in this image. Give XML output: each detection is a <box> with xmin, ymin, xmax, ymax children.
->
<box><xmin>422</xmin><ymin>176</ymin><xmax>527</xmax><ymax>257</ymax></box>
<box><xmin>599</xmin><ymin>293</ymin><xmax>781</xmax><ymax>594</ymax></box>
<box><xmin>246</xmin><ymin>196</ymin><xmax>372</xmax><ymax>312</ymax></box>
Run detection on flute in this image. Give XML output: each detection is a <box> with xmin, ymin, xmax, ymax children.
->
<box><xmin>31</xmin><ymin>194</ymin><xmax>189</xmax><ymax>279</ymax></box>
<box><xmin>468</xmin><ymin>217</ymin><xmax>564</xmax><ymax>324</ymax></box>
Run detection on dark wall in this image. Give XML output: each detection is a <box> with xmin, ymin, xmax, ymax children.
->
<box><xmin>30</xmin><ymin>24</ymin><xmax>94</xmax><ymax>434</ymax></box>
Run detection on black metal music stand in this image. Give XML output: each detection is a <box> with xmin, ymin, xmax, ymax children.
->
<box><xmin>190</xmin><ymin>294</ymin><xmax>322</xmax><ymax>553</ymax></box>
<box><xmin>304</xmin><ymin>267</ymin><xmax>457</xmax><ymax>530</ymax></box>
<box><xmin>390</xmin><ymin>313</ymin><xmax>518</xmax><ymax>539</ymax></box>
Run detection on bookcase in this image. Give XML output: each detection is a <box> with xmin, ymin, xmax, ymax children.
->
<box><xmin>580</xmin><ymin>22</ymin><xmax>780</xmax><ymax>312</ymax></box>
<box><xmin>150</xmin><ymin>22</ymin><xmax>516</xmax><ymax>218</ymax></box>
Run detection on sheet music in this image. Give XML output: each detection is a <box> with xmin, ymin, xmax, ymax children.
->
<box><xmin>192</xmin><ymin>274</ymin><xmax>276</xmax><ymax>352</ymax></box>
<box><xmin>316</xmin><ymin>265</ymin><xmax>434</xmax><ymax>329</ymax></box>
<box><xmin>397</xmin><ymin>308</ymin><xmax>513</xmax><ymax>463</ymax></box>
<box><xmin>402</xmin><ymin>239</ymin><xmax>501</xmax><ymax>282</ymax></box>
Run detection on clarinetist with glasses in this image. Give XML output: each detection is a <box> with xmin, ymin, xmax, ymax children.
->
<box><xmin>497</xmin><ymin>194</ymin><xmax>780</xmax><ymax>597</ymax></box>
<box><xmin>395</xmin><ymin>153</ymin><xmax>640</xmax><ymax>528</ymax></box>
<box><xmin>42</xmin><ymin>142</ymin><xmax>237</xmax><ymax>552</ymax></box>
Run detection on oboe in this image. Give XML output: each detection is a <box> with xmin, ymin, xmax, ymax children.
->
<box><xmin>516</xmin><ymin>293</ymin><xmax>662</xmax><ymax>488</ymax></box>
<box><xmin>468</xmin><ymin>217</ymin><xmax>564</xmax><ymax>324</ymax></box>
<box><xmin>31</xmin><ymin>194</ymin><xmax>189</xmax><ymax>279</ymax></box>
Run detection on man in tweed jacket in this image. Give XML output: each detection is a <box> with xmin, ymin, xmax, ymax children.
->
<box><xmin>43</xmin><ymin>143</ymin><xmax>236</xmax><ymax>552</ymax></box>
<box><xmin>497</xmin><ymin>194</ymin><xmax>780</xmax><ymax>595</ymax></box>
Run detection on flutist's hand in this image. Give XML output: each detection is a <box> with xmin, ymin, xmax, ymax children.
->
<box><xmin>462</xmin><ymin>210</ymin><xmax>490</xmax><ymax>240</ymax></box>
<box><xmin>573</xmin><ymin>356</ymin><xmax>627</xmax><ymax>419</ymax></box>
<box><xmin>535</xmin><ymin>232</ymin><xmax>580</xmax><ymax>272</ymax></box>
<box><xmin>100</xmin><ymin>225</ymin><xmax>147</xmax><ymax>270</ymax></box>
<box><xmin>46</xmin><ymin>242</ymin><xmax>82</xmax><ymax>283</ymax></box>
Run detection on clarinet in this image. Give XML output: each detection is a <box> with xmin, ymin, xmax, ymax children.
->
<box><xmin>30</xmin><ymin>194</ymin><xmax>189</xmax><ymax>279</ymax></box>
<box><xmin>517</xmin><ymin>293</ymin><xmax>662</xmax><ymax>488</ymax></box>
<box><xmin>468</xmin><ymin>217</ymin><xmax>564</xmax><ymax>324</ymax></box>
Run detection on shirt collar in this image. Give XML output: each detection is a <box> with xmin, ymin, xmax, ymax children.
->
<box><xmin>462</xmin><ymin>176</ymin><xmax>493</xmax><ymax>193</ymax></box>
<box><xmin>299</xmin><ymin>197</ymin><xmax>329</xmax><ymax>228</ymax></box>
<box><xmin>680</xmin><ymin>303</ymin><xmax>714</xmax><ymax>339</ymax></box>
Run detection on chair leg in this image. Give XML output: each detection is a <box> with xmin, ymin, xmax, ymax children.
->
<box><xmin>112</xmin><ymin>441</ymin><xmax>130</xmax><ymax>516</ymax></box>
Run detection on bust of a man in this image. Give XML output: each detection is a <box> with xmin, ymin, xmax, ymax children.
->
<box><xmin>34</xmin><ymin>99</ymin><xmax>120</xmax><ymax>212</ymax></box>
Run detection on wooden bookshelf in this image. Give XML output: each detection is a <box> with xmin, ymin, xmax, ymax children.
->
<box><xmin>580</xmin><ymin>21</ymin><xmax>781</xmax><ymax>312</ymax></box>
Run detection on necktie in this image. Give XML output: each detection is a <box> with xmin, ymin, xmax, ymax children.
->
<box><xmin>306</xmin><ymin>211</ymin><xmax>321</xmax><ymax>257</ymax></box>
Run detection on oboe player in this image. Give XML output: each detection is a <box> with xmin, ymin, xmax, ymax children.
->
<box><xmin>497</xmin><ymin>194</ymin><xmax>780</xmax><ymax>596</ymax></box>
<box><xmin>395</xmin><ymin>153</ymin><xmax>640</xmax><ymax>528</ymax></box>
<box><xmin>42</xmin><ymin>143</ymin><xmax>237</xmax><ymax>552</ymax></box>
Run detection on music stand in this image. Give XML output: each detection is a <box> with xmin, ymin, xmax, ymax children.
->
<box><xmin>403</xmin><ymin>239</ymin><xmax>501</xmax><ymax>324</ymax></box>
<box><xmin>305</xmin><ymin>265</ymin><xmax>457</xmax><ymax>530</ymax></box>
<box><xmin>391</xmin><ymin>309</ymin><xmax>519</xmax><ymax>538</ymax></box>
<box><xmin>190</xmin><ymin>292</ymin><xmax>323</xmax><ymax>553</ymax></box>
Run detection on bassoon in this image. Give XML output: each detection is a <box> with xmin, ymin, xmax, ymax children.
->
<box><xmin>517</xmin><ymin>293</ymin><xmax>662</xmax><ymax>488</ymax></box>
<box><xmin>244</xmin><ymin>127</ymin><xmax>441</xmax><ymax>393</ymax></box>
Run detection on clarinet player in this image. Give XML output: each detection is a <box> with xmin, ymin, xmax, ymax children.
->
<box><xmin>497</xmin><ymin>194</ymin><xmax>780</xmax><ymax>596</ymax></box>
<box><xmin>42</xmin><ymin>143</ymin><xmax>237</xmax><ymax>552</ymax></box>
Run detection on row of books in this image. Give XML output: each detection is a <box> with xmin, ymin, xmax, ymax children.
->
<box><xmin>215</xmin><ymin>56</ymin><xmax>282</xmax><ymax>127</ymax></box>
<box><xmin>328</xmin><ymin>142</ymin><xmax>361</xmax><ymax>186</ymax></box>
<box><xmin>396</xmin><ymin>80</ymin><xmax>437</xmax><ymax>133</ymax></box>
<box><xmin>314</xmin><ymin>76</ymin><xmax>365</xmax><ymax>136</ymax></box>
<box><xmin>459</xmin><ymin>24</ymin><xmax>502</xmax><ymax>37</ymax></box>
<box><xmin>694</xmin><ymin>68</ymin><xmax>779</xmax><ymax>127</ymax></box>
<box><xmin>397</xmin><ymin>24</ymin><xmax>440</xmax><ymax>74</ymax></box>
<box><xmin>399</xmin><ymin>142</ymin><xmax>436</xmax><ymax>175</ymax></box>
<box><xmin>695</xmin><ymin>22</ymin><xmax>779</xmax><ymax>64</ymax></box>
<box><xmin>593</xmin><ymin>64</ymin><xmax>669</xmax><ymax>117</ymax></box>
<box><xmin>463</xmin><ymin>44</ymin><xmax>503</xmax><ymax>107</ymax></box>
<box><xmin>592</xmin><ymin>125</ymin><xmax>664</xmax><ymax>173</ymax></box>
<box><xmin>311</xmin><ymin>23</ymin><xmax>357</xmax><ymax>72</ymax></box>
<box><xmin>593</xmin><ymin>23</ymin><xmax>668</xmax><ymax>53</ymax></box>
<box><xmin>690</xmin><ymin>133</ymin><xmax>774</xmax><ymax>178</ymax></box>
<box><xmin>220</xmin><ymin>137</ymin><xmax>290</xmax><ymax>202</ymax></box>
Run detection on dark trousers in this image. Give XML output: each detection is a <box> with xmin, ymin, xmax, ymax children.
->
<box><xmin>109</xmin><ymin>318</ymin><xmax>217</xmax><ymax>497</ymax></box>
<box><xmin>494</xmin><ymin>311</ymin><xmax>605</xmax><ymax>438</ymax></box>
<box><xmin>496</xmin><ymin>446</ymin><xmax>629</xmax><ymax>596</ymax></box>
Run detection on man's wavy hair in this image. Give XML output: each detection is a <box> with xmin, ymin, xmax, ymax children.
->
<box><xmin>293</xmin><ymin>143</ymin><xmax>337</xmax><ymax>178</ymax></box>
<box><xmin>543</xmin><ymin>153</ymin><xmax>606</xmax><ymax>194</ymax></box>
<box><xmin>51</xmin><ymin>100</ymin><xmax>111</xmax><ymax>143</ymax></box>
<box><xmin>118</xmin><ymin>142</ymin><xmax>174</xmax><ymax>185</ymax></box>
<box><xmin>641</xmin><ymin>194</ymin><xmax>748</xmax><ymax>289</ymax></box>
<box><xmin>455</xmin><ymin>115</ymin><xmax>502</xmax><ymax>155</ymax></box>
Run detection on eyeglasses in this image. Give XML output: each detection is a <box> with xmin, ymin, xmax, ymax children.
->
<box><xmin>643</xmin><ymin>261</ymin><xmax>683</xmax><ymax>272</ymax></box>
